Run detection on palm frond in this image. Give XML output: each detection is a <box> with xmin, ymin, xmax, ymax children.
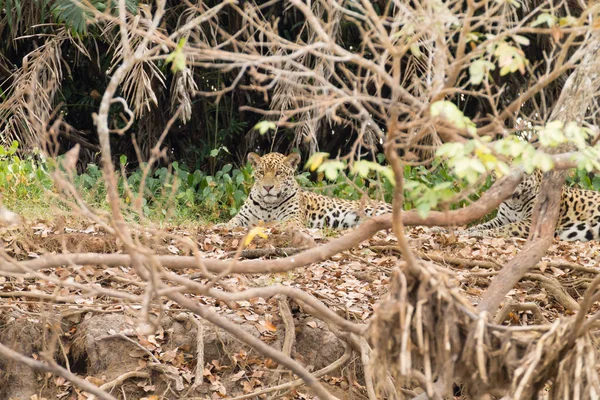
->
<box><xmin>106</xmin><ymin>4</ymin><xmax>165</xmax><ymax>117</ymax></box>
<box><xmin>0</xmin><ymin>30</ymin><xmax>66</xmax><ymax>149</ymax></box>
<box><xmin>170</xmin><ymin>67</ymin><xmax>198</xmax><ymax>124</ymax></box>
<box><xmin>169</xmin><ymin>3</ymin><xmax>203</xmax><ymax>125</ymax></box>
<box><xmin>267</xmin><ymin>0</ymin><xmax>343</xmax><ymax>154</ymax></box>
<box><xmin>293</xmin><ymin>111</ymin><xmax>319</xmax><ymax>154</ymax></box>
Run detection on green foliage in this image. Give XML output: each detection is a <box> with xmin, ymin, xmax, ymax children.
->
<box><xmin>0</xmin><ymin>141</ymin><xmax>54</xmax><ymax>203</ymax></box>
<box><xmin>76</xmin><ymin>158</ymin><xmax>255</xmax><ymax>222</ymax></box>
<box><xmin>51</xmin><ymin>0</ymin><xmax>139</xmax><ymax>35</ymax></box>
<box><xmin>165</xmin><ymin>38</ymin><xmax>187</xmax><ymax>73</ymax></box>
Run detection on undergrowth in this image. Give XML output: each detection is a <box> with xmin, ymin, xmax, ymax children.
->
<box><xmin>2</xmin><ymin>141</ymin><xmax>595</xmax><ymax>226</ymax></box>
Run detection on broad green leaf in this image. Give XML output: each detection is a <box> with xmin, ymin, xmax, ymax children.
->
<box><xmin>305</xmin><ymin>152</ymin><xmax>330</xmax><ymax>172</ymax></box>
<box><xmin>494</xmin><ymin>42</ymin><xmax>528</xmax><ymax>76</ymax></box>
<box><xmin>533</xmin><ymin>152</ymin><xmax>554</xmax><ymax>172</ymax></box>
<box><xmin>559</xmin><ymin>16</ymin><xmax>577</xmax><ymax>27</ymax></box>
<box><xmin>416</xmin><ymin>202</ymin><xmax>431</xmax><ymax>219</ymax></box>
<box><xmin>436</xmin><ymin>142</ymin><xmax>464</xmax><ymax>158</ymax></box>
<box><xmin>317</xmin><ymin>160</ymin><xmax>345</xmax><ymax>181</ymax></box>
<box><xmin>254</xmin><ymin>121</ymin><xmax>276</xmax><ymax>135</ymax></box>
<box><xmin>165</xmin><ymin>38</ymin><xmax>187</xmax><ymax>73</ymax></box>
<box><xmin>430</xmin><ymin>101</ymin><xmax>477</xmax><ymax>134</ymax></box>
<box><xmin>536</xmin><ymin>120</ymin><xmax>565</xmax><ymax>147</ymax></box>
<box><xmin>469</xmin><ymin>60</ymin><xmax>495</xmax><ymax>85</ymax></box>
<box><xmin>531</xmin><ymin>13</ymin><xmax>557</xmax><ymax>27</ymax></box>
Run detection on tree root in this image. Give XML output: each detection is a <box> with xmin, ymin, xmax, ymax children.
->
<box><xmin>97</xmin><ymin>371</ymin><xmax>150</xmax><ymax>393</ymax></box>
<box><xmin>269</xmin><ymin>295</ymin><xmax>295</xmax><ymax>386</ymax></box>
<box><xmin>223</xmin><ymin>247</ymin><xmax>307</xmax><ymax>259</ymax></box>
<box><xmin>494</xmin><ymin>302</ymin><xmax>549</xmax><ymax>325</ymax></box>
<box><xmin>227</xmin><ymin>346</ymin><xmax>352</xmax><ymax>400</ymax></box>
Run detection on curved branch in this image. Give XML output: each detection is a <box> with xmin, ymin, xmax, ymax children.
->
<box><xmin>0</xmin><ymin>342</ymin><xmax>117</xmax><ymax>400</ymax></box>
<box><xmin>0</xmin><ymin>167</ymin><xmax>526</xmax><ymax>275</ymax></box>
<box><xmin>166</xmin><ymin>291</ymin><xmax>339</xmax><ymax>400</ymax></box>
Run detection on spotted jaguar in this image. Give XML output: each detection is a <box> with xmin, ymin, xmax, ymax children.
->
<box><xmin>224</xmin><ymin>152</ymin><xmax>392</xmax><ymax>229</ymax></box>
<box><xmin>464</xmin><ymin>170</ymin><xmax>600</xmax><ymax>241</ymax></box>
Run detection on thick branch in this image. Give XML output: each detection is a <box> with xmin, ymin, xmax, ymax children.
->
<box><xmin>0</xmin><ymin>342</ymin><xmax>117</xmax><ymax>400</ymax></box>
<box><xmin>478</xmin><ymin>33</ymin><xmax>600</xmax><ymax>315</ymax></box>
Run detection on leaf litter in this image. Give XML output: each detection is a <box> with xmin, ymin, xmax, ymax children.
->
<box><xmin>0</xmin><ymin>219</ymin><xmax>599</xmax><ymax>398</ymax></box>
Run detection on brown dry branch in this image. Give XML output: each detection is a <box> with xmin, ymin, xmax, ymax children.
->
<box><xmin>228</xmin><ymin>346</ymin><xmax>352</xmax><ymax>400</ymax></box>
<box><xmin>87</xmin><ymin>1</ymin><xmax>339</xmax><ymax>398</ymax></box>
<box><xmin>477</xmin><ymin>32</ymin><xmax>600</xmax><ymax>316</ymax></box>
<box><xmin>0</xmin><ymin>342</ymin><xmax>117</xmax><ymax>400</ymax></box>
<box><xmin>268</xmin><ymin>295</ymin><xmax>296</xmax><ymax>387</ymax></box>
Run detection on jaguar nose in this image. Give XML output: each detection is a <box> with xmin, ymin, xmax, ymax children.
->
<box><xmin>263</xmin><ymin>185</ymin><xmax>273</xmax><ymax>192</ymax></box>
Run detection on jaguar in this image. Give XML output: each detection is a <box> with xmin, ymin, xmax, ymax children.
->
<box><xmin>224</xmin><ymin>152</ymin><xmax>392</xmax><ymax>229</ymax></box>
<box><xmin>464</xmin><ymin>170</ymin><xmax>600</xmax><ymax>241</ymax></box>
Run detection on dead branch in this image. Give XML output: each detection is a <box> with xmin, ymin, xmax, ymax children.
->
<box><xmin>477</xmin><ymin>32</ymin><xmax>600</xmax><ymax>315</ymax></box>
<box><xmin>165</xmin><ymin>291</ymin><xmax>339</xmax><ymax>400</ymax></box>
<box><xmin>268</xmin><ymin>295</ymin><xmax>296</xmax><ymax>386</ymax></box>
<box><xmin>229</xmin><ymin>346</ymin><xmax>352</xmax><ymax>400</ymax></box>
<box><xmin>0</xmin><ymin>342</ymin><xmax>117</xmax><ymax>400</ymax></box>
<box><xmin>494</xmin><ymin>302</ymin><xmax>549</xmax><ymax>325</ymax></box>
<box><xmin>97</xmin><ymin>371</ymin><xmax>150</xmax><ymax>393</ymax></box>
<box><xmin>223</xmin><ymin>246</ymin><xmax>307</xmax><ymax>259</ymax></box>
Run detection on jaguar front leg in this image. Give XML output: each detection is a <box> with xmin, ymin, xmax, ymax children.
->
<box><xmin>465</xmin><ymin>219</ymin><xmax>532</xmax><ymax>239</ymax></box>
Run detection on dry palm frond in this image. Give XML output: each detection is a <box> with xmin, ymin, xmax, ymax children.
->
<box><xmin>370</xmin><ymin>263</ymin><xmax>600</xmax><ymax>399</ymax></box>
<box><xmin>267</xmin><ymin>0</ymin><xmax>344</xmax><ymax>156</ymax></box>
<box><xmin>293</xmin><ymin>111</ymin><xmax>319</xmax><ymax>154</ymax></box>
<box><xmin>0</xmin><ymin>29</ymin><xmax>67</xmax><ymax>149</ymax></box>
<box><xmin>169</xmin><ymin>2</ymin><xmax>203</xmax><ymax>125</ymax></box>
<box><xmin>105</xmin><ymin>4</ymin><xmax>165</xmax><ymax>118</ymax></box>
<box><xmin>170</xmin><ymin>67</ymin><xmax>198</xmax><ymax>124</ymax></box>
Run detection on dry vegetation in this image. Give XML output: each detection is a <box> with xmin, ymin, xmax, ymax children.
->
<box><xmin>2</xmin><ymin>0</ymin><xmax>600</xmax><ymax>399</ymax></box>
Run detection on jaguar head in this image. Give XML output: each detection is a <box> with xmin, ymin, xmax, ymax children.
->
<box><xmin>248</xmin><ymin>152</ymin><xmax>301</xmax><ymax>205</ymax></box>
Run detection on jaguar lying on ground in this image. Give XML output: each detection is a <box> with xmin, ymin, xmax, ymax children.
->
<box><xmin>224</xmin><ymin>152</ymin><xmax>392</xmax><ymax>229</ymax></box>
<box><xmin>464</xmin><ymin>170</ymin><xmax>600</xmax><ymax>241</ymax></box>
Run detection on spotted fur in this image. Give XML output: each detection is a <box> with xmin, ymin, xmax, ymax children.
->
<box><xmin>465</xmin><ymin>170</ymin><xmax>600</xmax><ymax>241</ymax></box>
<box><xmin>225</xmin><ymin>152</ymin><xmax>392</xmax><ymax>229</ymax></box>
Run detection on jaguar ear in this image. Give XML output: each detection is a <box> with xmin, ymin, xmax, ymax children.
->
<box><xmin>285</xmin><ymin>153</ymin><xmax>301</xmax><ymax>170</ymax></box>
<box><xmin>247</xmin><ymin>152</ymin><xmax>261</xmax><ymax>168</ymax></box>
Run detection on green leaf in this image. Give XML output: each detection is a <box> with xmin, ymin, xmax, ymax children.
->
<box><xmin>469</xmin><ymin>60</ymin><xmax>496</xmax><ymax>85</ymax></box>
<box><xmin>436</xmin><ymin>142</ymin><xmax>464</xmax><ymax>158</ymax></box>
<box><xmin>494</xmin><ymin>42</ymin><xmax>528</xmax><ymax>76</ymax></box>
<box><xmin>165</xmin><ymin>38</ymin><xmax>187</xmax><ymax>73</ymax></box>
<box><xmin>559</xmin><ymin>16</ymin><xmax>577</xmax><ymax>27</ymax></box>
<box><xmin>536</xmin><ymin>120</ymin><xmax>565</xmax><ymax>147</ymax></box>
<box><xmin>254</xmin><ymin>121</ymin><xmax>277</xmax><ymax>135</ymax></box>
<box><xmin>531</xmin><ymin>13</ymin><xmax>557</xmax><ymax>27</ymax></box>
<box><xmin>352</xmin><ymin>160</ymin><xmax>372</xmax><ymax>178</ymax></box>
<box><xmin>305</xmin><ymin>152</ymin><xmax>330</xmax><ymax>172</ymax></box>
<box><xmin>430</xmin><ymin>101</ymin><xmax>477</xmax><ymax>134</ymax></box>
<box><xmin>317</xmin><ymin>160</ymin><xmax>345</xmax><ymax>181</ymax></box>
<box><xmin>416</xmin><ymin>202</ymin><xmax>431</xmax><ymax>219</ymax></box>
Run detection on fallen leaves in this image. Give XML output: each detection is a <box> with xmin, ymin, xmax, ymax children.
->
<box><xmin>1</xmin><ymin>219</ymin><xmax>599</xmax><ymax>398</ymax></box>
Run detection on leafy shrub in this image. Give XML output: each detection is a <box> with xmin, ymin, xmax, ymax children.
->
<box><xmin>0</xmin><ymin>141</ymin><xmax>54</xmax><ymax>203</ymax></box>
<box><xmin>7</xmin><ymin>142</ymin><xmax>595</xmax><ymax>225</ymax></box>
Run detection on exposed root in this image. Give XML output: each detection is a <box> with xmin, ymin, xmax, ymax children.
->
<box><xmin>268</xmin><ymin>295</ymin><xmax>296</xmax><ymax>387</ymax></box>
<box><xmin>368</xmin><ymin>261</ymin><xmax>600</xmax><ymax>398</ymax></box>
<box><xmin>223</xmin><ymin>246</ymin><xmax>307</xmax><ymax>259</ymax></box>
<box><xmin>494</xmin><ymin>302</ymin><xmax>549</xmax><ymax>325</ymax></box>
<box><xmin>228</xmin><ymin>346</ymin><xmax>352</xmax><ymax>400</ymax></box>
